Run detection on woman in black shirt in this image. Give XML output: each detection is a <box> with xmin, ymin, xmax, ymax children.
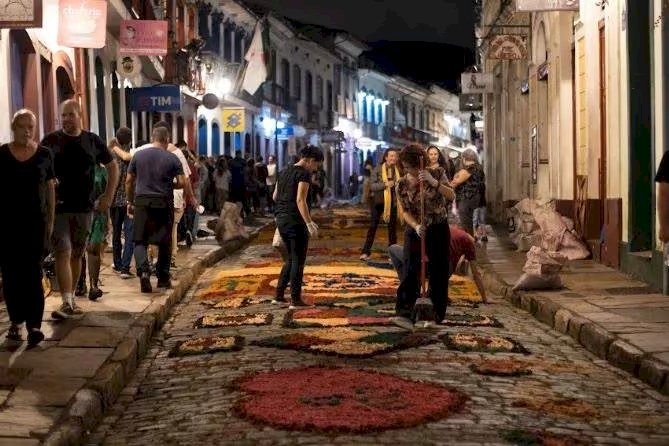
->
<box><xmin>0</xmin><ymin>109</ymin><xmax>56</xmax><ymax>347</ymax></box>
<box><xmin>272</xmin><ymin>146</ymin><xmax>323</xmax><ymax>308</ymax></box>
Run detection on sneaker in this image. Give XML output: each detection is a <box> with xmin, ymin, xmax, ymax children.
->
<box><xmin>140</xmin><ymin>274</ymin><xmax>152</xmax><ymax>293</ymax></box>
<box><xmin>74</xmin><ymin>282</ymin><xmax>87</xmax><ymax>297</ymax></box>
<box><xmin>390</xmin><ymin>316</ymin><xmax>414</xmax><ymax>330</ymax></box>
<box><xmin>185</xmin><ymin>231</ymin><xmax>193</xmax><ymax>247</ymax></box>
<box><xmin>481</xmin><ymin>235</ymin><xmax>488</xmax><ymax>242</ymax></box>
<box><xmin>359</xmin><ymin>253</ymin><xmax>369</xmax><ymax>261</ymax></box>
<box><xmin>88</xmin><ymin>287</ymin><xmax>103</xmax><ymax>301</ymax></box>
<box><xmin>157</xmin><ymin>278</ymin><xmax>172</xmax><ymax>289</ymax></box>
<box><xmin>120</xmin><ymin>270</ymin><xmax>134</xmax><ymax>280</ymax></box>
<box><xmin>112</xmin><ymin>266</ymin><xmax>123</xmax><ymax>274</ymax></box>
<box><xmin>413</xmin><ymin>320</ymin><xmax>437</xmax><ymax>330</ymax></box>
<box><xmin>288</xmin><ymin>299</ymin><xmax>313</xmax><ymax>310</ymax></box>
<box><xmin>272</xmin><ymin>296</ymin><xmax>288</xmax><ymax>305</ymax></box>
<box><xmin>27</xmin><ymin>330</ymin><xmax>45</xmax><ymax>348</ymax></box>
<box><xmin>70</xmin><ymin>302</ymin><xmax>84</xmax><ymax>315</ymax></box>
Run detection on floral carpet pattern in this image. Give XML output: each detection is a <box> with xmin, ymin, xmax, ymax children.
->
<box><xmin>195</xmin><ymin>312</ymin><xmax>273</xmax><ymax>328</ymax></box>
<box><xmin>282</xmin><ymin>306</ymin><xmax>394</xmax><ymax>328</ymax></box>
<box><xmin>441</xmin><ymin>333</ymin><xmax>530</xmax><ymax>355</ymax></box>
<box><xmin>169</xmin><ymin>336</ymin><xmax>244</xmax><ymax>357</ymax></box>
<box><xmin>511</xmin><ymin>397</ymin><xmax>599</xmax><ymax>419</ymax></box>
<box><xmin>233</xmin><ymin>366</ymin><xmax>466</xmax><ymax>433</ymax></box>
<box><xmin>252</xmin><ymin>327</ymin><xmax>435</xmax><ymax>358</ymax></box>
<box><xmin>441</xmin><ymin>313</ymin><xmax>503</xmax><ymax>327</ymax></box>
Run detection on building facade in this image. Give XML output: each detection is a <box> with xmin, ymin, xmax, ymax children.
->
<box><xmin>479</xmin><ymin>0</ymin><xmax>668</xmax><ymax>289</ymax></box>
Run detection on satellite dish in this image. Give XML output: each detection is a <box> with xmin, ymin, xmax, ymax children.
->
<box><xmin>202</xmin><ymin>93</ymin><xmax>220</xmax><ymax>110</ymax></box>
<box><xmin>118</xmin><ymin>55</ymin><xmax>141</xmax><ymax>78</ymax></box>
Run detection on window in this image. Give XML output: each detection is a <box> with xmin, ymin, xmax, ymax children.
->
<box><xmin>326</xmin><ymin>81</ymin><xmax>333</xmax><ymax>111</ymax></box>
<box><xmin>411</xmin><ymin>104</ymin><xmax>416</xmax><ymax>127</ymax></box>
<box><xmin>271</xmin><ymin>49</ymin><xmax>277</xmax><ymax>81</ymax></box>
<box><xmin>334</xmin><ymin>64</ymin><xmax>342</xmax><ymax>96</ymax></box>
<box><xmin>292</xmin><ymin>65</ymin><xmax>301</xmax><ymax>100</ymax></box>
<box><xmin>316</xmin><ymin>75</ymin><xmax>323</xmax><ymax>108</ymax></box>
<box><xmin>305</xmin><ymin>71</ymin><xmax>313</xmax><ymax>105</ymax></box>
<box><xmin>419</xmin><ymin>109</ymin><xmax>424</xmax><ymax>129</ymax></box>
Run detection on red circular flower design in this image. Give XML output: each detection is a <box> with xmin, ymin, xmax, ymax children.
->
<box><xmin>234</xmin><ymin>366</ymin><xmax>466</xmax><ymax>433</ymax></box>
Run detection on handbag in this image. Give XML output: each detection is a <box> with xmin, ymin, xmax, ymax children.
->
<box><xmin>272</xmin><ymin>227</ymin><xmax>284</xmax><ymax>248</ymax></box>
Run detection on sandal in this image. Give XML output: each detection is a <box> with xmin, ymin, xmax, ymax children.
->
<box><xmin>6</xmin><ymin>325</ymin><xmax>22</xmax><ymax>342</ymax></box>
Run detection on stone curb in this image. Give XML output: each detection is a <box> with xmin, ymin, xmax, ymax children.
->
<box><xmin>42</xmin><ymin>229</ymin><xmax>263</xmax><ymax>446</ymax></box>
<box><xmin>480</xmin><ymin>265</ymin><xmax>669</xmax><ymax>395</ymax></box>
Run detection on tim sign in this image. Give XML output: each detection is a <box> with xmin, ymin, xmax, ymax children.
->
<box><xmin>127</xmin><ymin>85</ymin><xmax>181</xmax><ymax>112</ymax></box>
<box><xmin>516</xmin><ymin>0</ymin><xmax>579</xmax><ymax>11</ymax></box>
<box><xmin>57</xmin><ymin>0</ymin><xmax>107</xmax><ymax>49</ymax></box>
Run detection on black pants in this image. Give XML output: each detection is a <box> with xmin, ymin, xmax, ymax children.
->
<box><xmin>276</xmin><ymin>223</ymin><xmax>309</xmax><ymax>302</ymax></box>
<box><xmin>266</xmin><ymin>184</ymin><xmax>275</xmax><ymax>212</ymax></box>
<box><xmin>396</xmin><ymin>223</ymin><xmax>450</xmax><ymax>323</ymax></box>
<box><xmin>362</xmin><ymin>202</ymin><xmax>397</xmax><ymax>255</ymax></box>
<box><xmin>0</xmin><ymin>229</ymin><xmax>45</xmax><ymax>330</ymax></box>
<box><xmin>133</xmin><ymin>196</ymin><xmax>173</xmax><ymax>280</ymax></box>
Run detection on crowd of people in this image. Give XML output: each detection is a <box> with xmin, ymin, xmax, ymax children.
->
<box><xmin>0</xmin><ymin>98</ymin><xmax>487</xmax><ymax>346</ymax></box>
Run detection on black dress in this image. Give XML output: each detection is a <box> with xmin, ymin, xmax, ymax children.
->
<box><xmin>0</xmin><ymin>144</ymin><xmax>55</xmax><ymax>330</ymax></box>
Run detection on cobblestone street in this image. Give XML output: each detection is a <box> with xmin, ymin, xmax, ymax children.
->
<box><xmin>86</xmin><ymin>217</ymin><xmax>669</xmax><ymax>446</ymax></box>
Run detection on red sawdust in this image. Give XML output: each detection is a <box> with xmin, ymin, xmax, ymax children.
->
<box><xmin>234</xmin><ymin>366</ymin><xmax>467</xmax><ymax>433</ymax></box>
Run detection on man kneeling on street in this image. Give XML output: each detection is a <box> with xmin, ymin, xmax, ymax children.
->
<box><xmin>125</xmin><ymin>127</ymin><xmax>186</xmax><ymax>293</ymax></box>
<box><xmin>389</xmin><ymin>224</ymin><xmax>487</xmax><ymax>315</ymax></box>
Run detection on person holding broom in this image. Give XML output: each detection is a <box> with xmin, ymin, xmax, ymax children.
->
<box><xmin>392</xmin><ymin>144</ymin><xmax>455</xmax><ymax>330</ymax></box>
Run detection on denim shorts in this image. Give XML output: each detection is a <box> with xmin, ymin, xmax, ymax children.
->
<box><xmin>52</xmin><ymin>212</ymin><xmax>92</xmax><ymax>257</ymax></box>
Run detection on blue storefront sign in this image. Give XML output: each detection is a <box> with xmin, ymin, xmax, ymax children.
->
<box><xmin>276</xmin><ymin>127</ymin><xmax>294</xmax><ymax>139</ymax></box>
<box><xmin>127</xmin><ymin>85</ymin><xmax>181</xmax><ymax>112</ymax></box>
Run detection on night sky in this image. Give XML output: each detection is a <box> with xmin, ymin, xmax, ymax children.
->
<box><xmin>244</xmin><ymin>0</ymin><xmax>476</xmax><ymax>89</ymax></box>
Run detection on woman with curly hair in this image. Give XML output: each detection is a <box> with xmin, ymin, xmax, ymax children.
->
<box><xmin>392</xmin><ymin>144</ymin><xmax>455</xmax><ymax>329</ymax></box>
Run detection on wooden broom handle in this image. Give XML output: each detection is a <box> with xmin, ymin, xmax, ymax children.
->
<box><xmin>419</xmin><ymin>158</ymin><xmax>426</xmax><ymax>296</ymax></box>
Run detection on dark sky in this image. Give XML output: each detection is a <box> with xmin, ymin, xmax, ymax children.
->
<box><xmin>244</xmin><ymin>0</ymin><xmax>476</xmax><ymax>49</ymax></box>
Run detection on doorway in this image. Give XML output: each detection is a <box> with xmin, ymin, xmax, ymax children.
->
<box><xmin>212</xmin><ymin>122</ymin><xmax>221</xmax><ymax>157</ymax></box>
<box><xmin>197</xmin><ymin>118</ymin><xmax>207</xmax><ymax>156</ymax></box>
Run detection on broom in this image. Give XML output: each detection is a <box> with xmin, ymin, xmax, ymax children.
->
<box><xmin>412</xmin><ymin>157</ymin><xmax>436</xmax><ymax>328</ymax></box>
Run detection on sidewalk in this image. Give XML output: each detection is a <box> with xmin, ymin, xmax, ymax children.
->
<box><xmin>478</xmin><ymin>228</ymin><xmax>669</xmax><ymax>394</ymax></box>
<box><xmin>0</xmin><ymin>223</ymin><xmax>264</xmax><ymax>446</ymax></box>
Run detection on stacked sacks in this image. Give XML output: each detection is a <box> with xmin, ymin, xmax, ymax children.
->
<box><xmin>513</xmin><ymin>246</ymin><xmax>567</xmax><ymax>291</ymax></box>
<box><xmin>213</xmin><ymin>202</ymin><xmax>249</xmax><ymax>245</ymax></box>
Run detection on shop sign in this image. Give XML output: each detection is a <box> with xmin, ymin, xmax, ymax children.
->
<box><xmin>118</xmin><ymin>55</ymin><xmax>142</xmax><ymax>78</ymax></box>
<box><xmin>461</xmin><ymin>73</ymin><xmax>494</xmax><ymax>94</ymax></box>
<box><xmin>57</xmin><ymin>0</ymin><xmax>107</xmax><ymax>49</ymax></box>
<box><xmin>222</xmin><ymin>108</ymin><xmax>245</xmax><ymax>132</ymax></box>
<box><xmin>276</xmin><ymin>127</ymin><xmax>294</xmax><ymax>139</ymax></box>
<box><xmin>0</xmin><ymin>0</ymin><xmax>42</xmax><ymax>28</ymax></box>
<box><xmin>119</xmin><ymin>20</ymin><xmax>168</xmax><ymax>56</ymax></box>
<box><xmin>516</xmin><ymin>0</ymin><xmax>579</xmax><ymax>11</ymax></box>
<box><xmin>127</xmin><ymin>85</ymin><xmax>181</xmax><ymax>112</ymax></box>
<box><xmin>488</xmin><ymin>35</ymin><xmax>528</xmax><ymax>60</ymax></box>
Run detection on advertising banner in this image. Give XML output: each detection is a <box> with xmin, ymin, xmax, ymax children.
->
<box><xmin>119</xmin><ymin>20</ymin><xmax>168</xmax><ymax>56</ymax></box>
<box><xmin>222</xmin><ymin>108</ymin><xmax>245</xmax><ymax>132</ymax></box>
<box><xmin>488</xmin><ymin>35</ymin><xmax>528</xmax><ymax>60</ymax></box>
<box><xmin>127</xmin><ymin>85</ymin><xmax>181</xmax><ymax>112</ymax></box>
<box><xmin>57</xmin><ymin>0</ymin><xmax>107</xmax><ymax>49</ymax></box>
<box><xmin>516</xmin><ymin>0</ymin><xmax>579</xmax><ymax>12</ymax></box>
<box><xmin>0</xmin><ymin>0</ymin><xmax>42</xmax><ymax>28</ymax></box>
<box><xmin>461</xmin><ymin>73</ymin><xmax>494</xmax><ymax>94</ymax></box>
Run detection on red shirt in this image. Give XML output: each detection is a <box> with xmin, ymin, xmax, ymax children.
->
<box><xmin>449</xmin><ymin>225</ymin><xmax>476</xmax><ymax>275</ymax></box>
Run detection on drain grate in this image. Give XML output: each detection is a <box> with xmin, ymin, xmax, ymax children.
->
<box><xmin>604</xmin><ymin>286</ymin><xmax>658</xmax><ymax>295</ymax></box>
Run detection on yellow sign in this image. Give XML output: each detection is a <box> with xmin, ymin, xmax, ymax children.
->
<box><xmin>222</xmin><ymin>108</ymin><xmax>245</xmax><ymax>132</ymax></box>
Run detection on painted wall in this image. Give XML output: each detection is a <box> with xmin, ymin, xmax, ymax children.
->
<box><xmin>653</xmin><ymin>0</ymin><xmax>666</xmax><ymax>249</ymax></box>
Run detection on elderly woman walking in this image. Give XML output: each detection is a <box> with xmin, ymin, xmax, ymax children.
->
<box><xmin>393</xmin><ymin>144</ymin><xmax>455</xmax><ymax>329</ymax></box>
<box><xmin>0</xmin><ymin>109</ymin><xmax>56</xmax><ymax>346</ymax></box>
<box><xmin>450</xmin><ymin>148</ymin><xmax>485</xmax><ymax>235</ymax></box>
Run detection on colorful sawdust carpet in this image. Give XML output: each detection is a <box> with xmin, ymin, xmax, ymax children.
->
<box><xmin>169</xmin><ymin>335</ymin><xmax>244</xmax><ymax>357</ymax></box>
<box><xmin>469</xmin><ymin>359</ymin><xmax>532</xmax><ymax>377</ymax></box>
<box><xmin>200</xmin><ymin>296</ymin><xmax>272</xmax><ymax>309</ymax></box>
<box><xmin>195</xmin><ymin>312</ymin><xmax>273</xmax><ymax>328</ymax></box>
<box><xmin>282</xmin><ymin>306</ymin><xmax>394</xmax><ymax>328</ymax></box>
<box><xmin>441</xmin><ymin>333</ymin><xmax>530</xmax><ymax>355</ymax></box>
<box><xmin>233</xmin><ymin>366</ymin><xmax>466</xmax><ymax>433</ymax></box>
<box><xmin>500</xmin><ymin>429</ymin><xmax>590</xmax><ymax>446</ymax></box>
<box><xmin>512</xmin><ymin>397</ymin><xmax>598</xmax><ymax>419</ymax></box>
<box><xmin>252</xmin><ymin>327</ymin><xmax>435</xmax><ymax>358</ymax></box>
<box><xmin>442</xmin><ymin>313</ymin><xmax>503</xmax><ymax>327</ymax></box>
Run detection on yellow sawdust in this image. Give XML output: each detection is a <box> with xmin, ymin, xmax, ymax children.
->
<box><xmin>306</xmin><ymin>327</ymin><xmax>375</xmax><ymax>341</ymax></box>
